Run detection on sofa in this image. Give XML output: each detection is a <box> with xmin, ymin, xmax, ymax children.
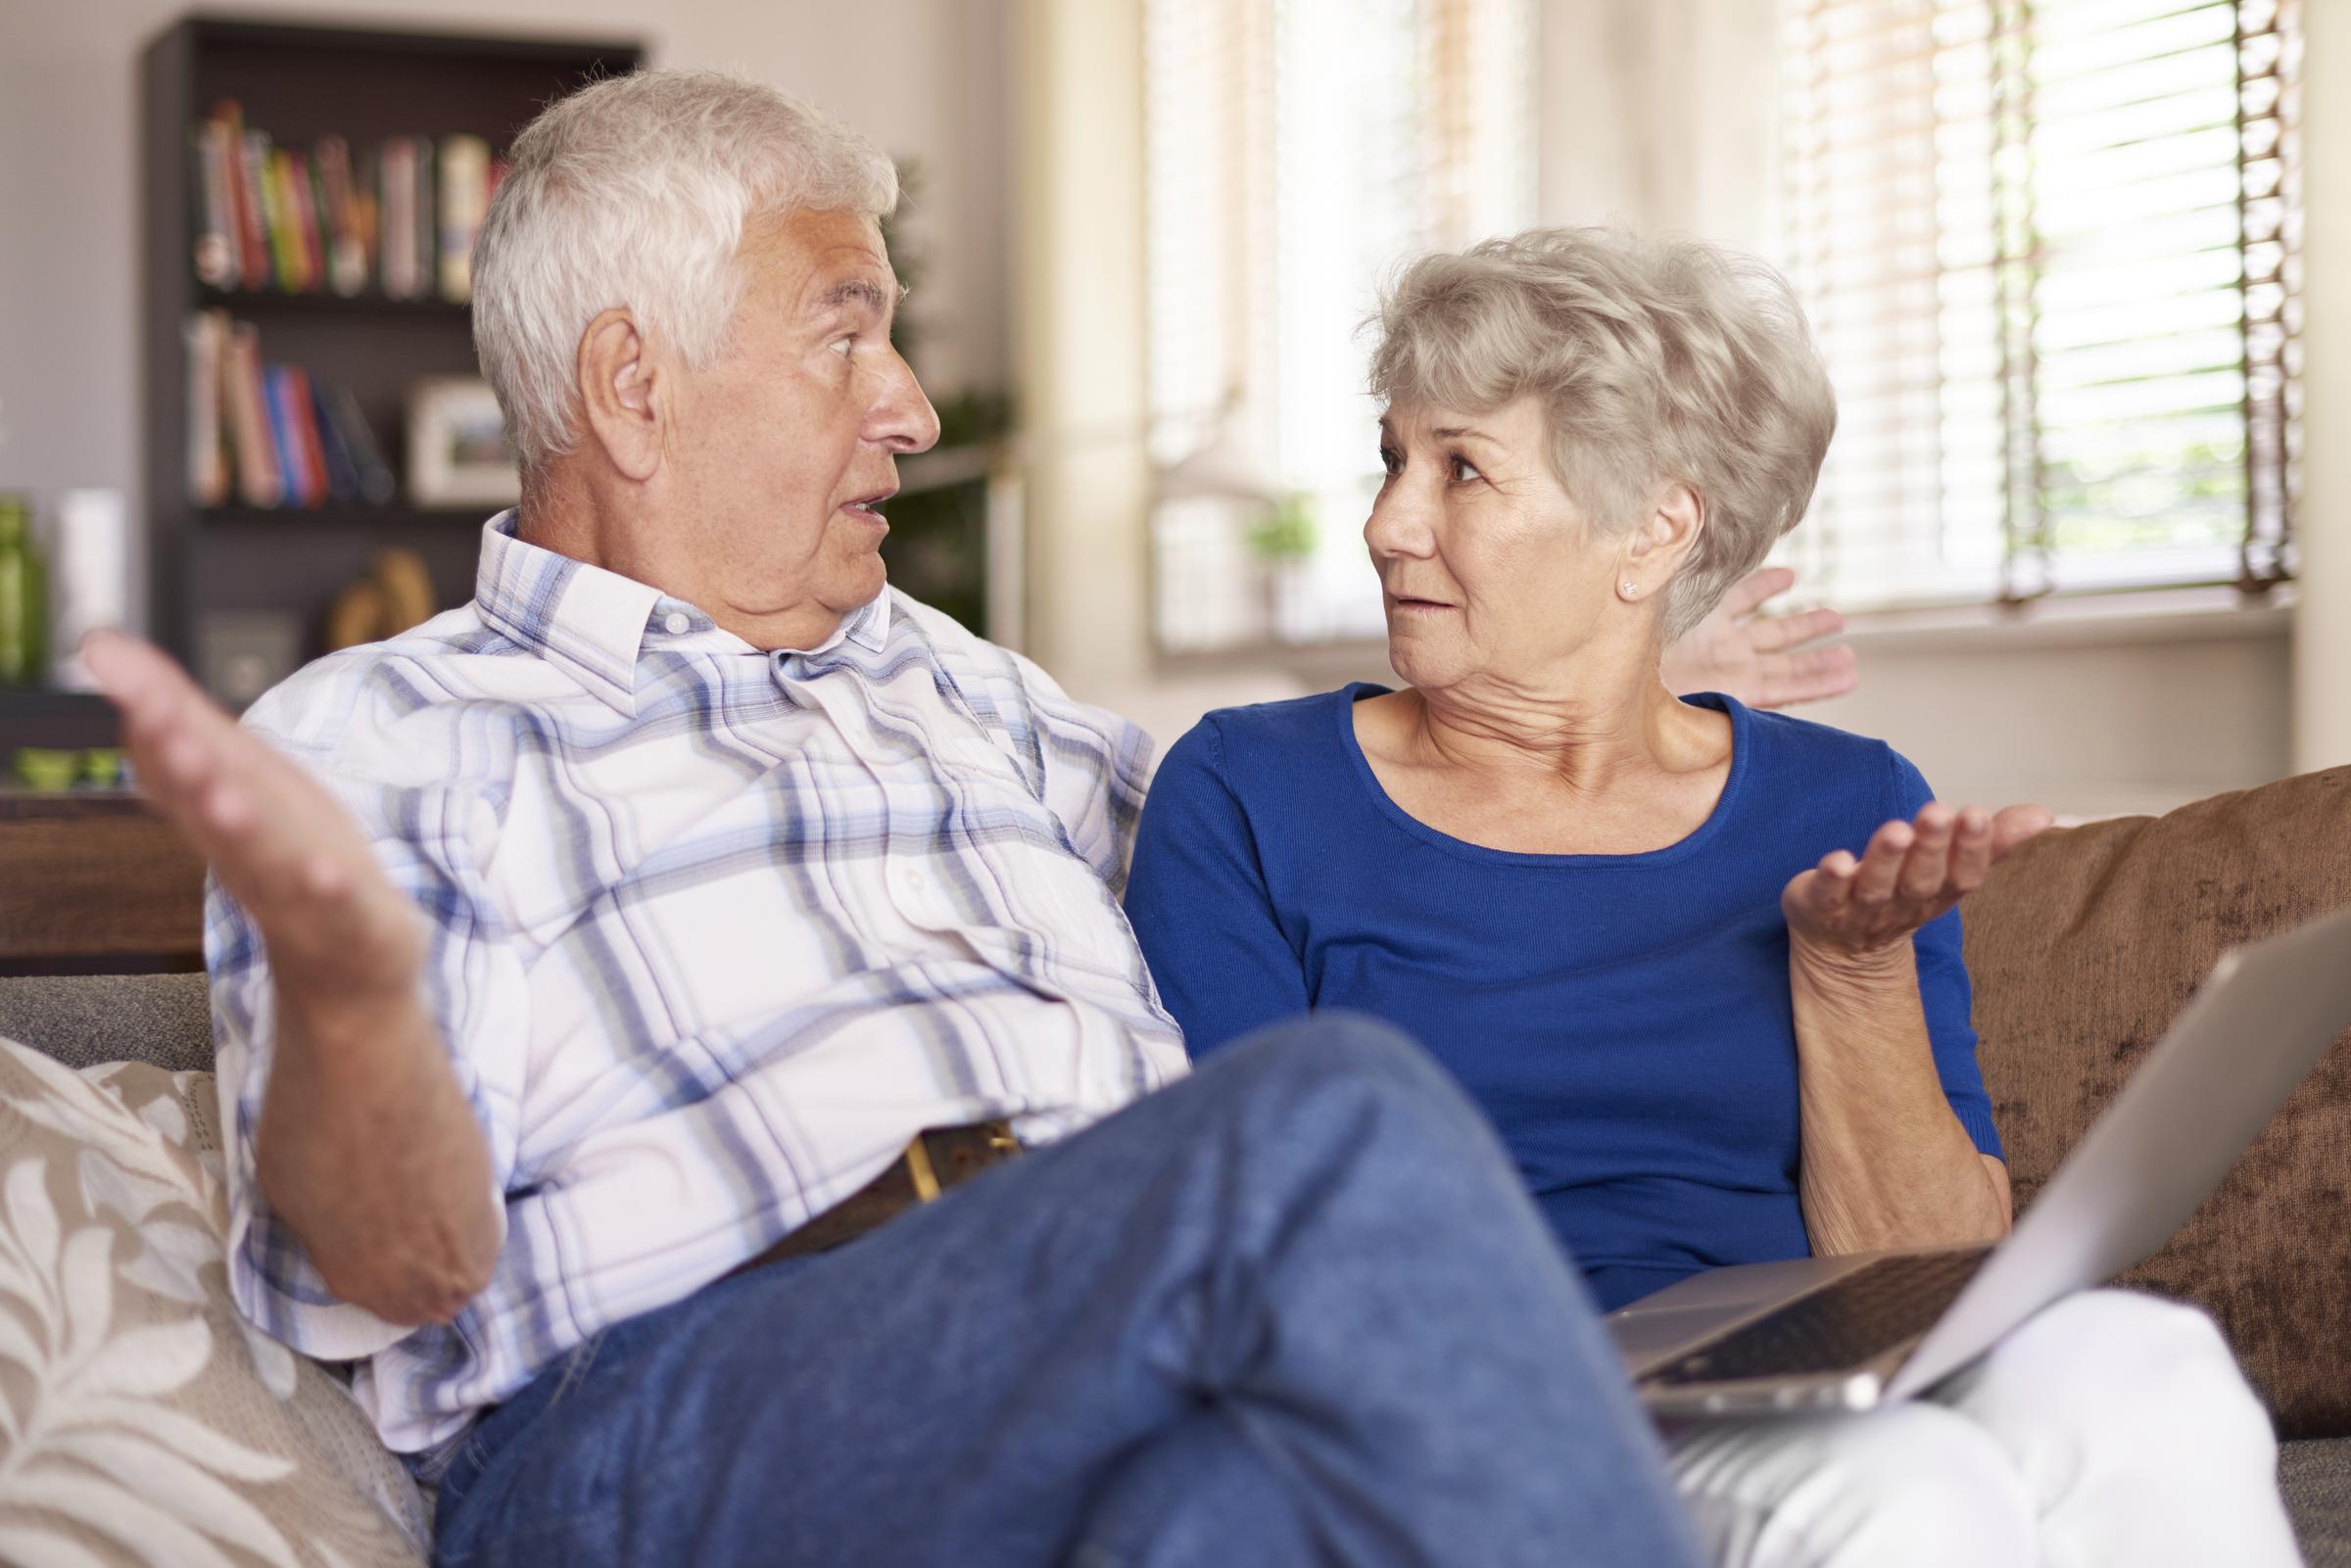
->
<box><xmin>0</xmin><ymin>765</ymin><xmax>2347</xmax><ymax>1564</ymax></box>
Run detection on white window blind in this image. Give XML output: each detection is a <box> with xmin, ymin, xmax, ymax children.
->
<box><xmin>1778</xmin><ymin>0</ymin><xmax>2301</xmax><ymax>610</ymax></box>
<box><xmin>1145</xmin><ymin>0</ymin><xmax>1535</xmax><ymax>651</ymax></box>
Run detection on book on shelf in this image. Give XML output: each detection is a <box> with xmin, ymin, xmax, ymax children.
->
<box><xmin>314</xmin><ymin>137</ymin><xmax>368</xmax><ymax>297</ymax></box>
<box><xmin>320</xmin><ymin>382</ymin><xmax>397</xmax><ymax>503</ymax></box>
<box><xmin>188</xmin><ymin>309</ymin><xmax>396</xmax><ymax>510</ymax></box>
<box><xmin>189</xmin><ymin>104</ymin><xmax>495</xmax><ymax>305</ymax></box>
<box><xmin>437</xmin><ymin>134</ymin><xmax>490</xmax><ymax>303</ymax></box>
<box><xmin>183</xmin><ymin>311</ymin><xmax>229</xmax><ymax>505</ymax></box>
<box><xmin>189</xmin><ymin>118</ymin><xmax>238</xmax><ymax>289</ymax></box>
<box><xmin>223</xmin><ymin>318</ymin><xmax>281</xmax><ymax>508</ymax></box>
<box><xmin>378</xmin><ymin>137</ymin><xmax>422</xmax><ymax>300</ymax></box>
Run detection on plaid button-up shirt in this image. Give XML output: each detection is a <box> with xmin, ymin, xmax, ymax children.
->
<box><xmin>207</xmin><ymin>514</ymin><xmax>1188</xmax><ymax>1457</ymax></box>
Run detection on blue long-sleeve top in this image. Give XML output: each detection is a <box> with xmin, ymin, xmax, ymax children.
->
<box><xmin>1123</xmin><ymin>683</ymin><xmax>2002</xmax><ymax>1311</ymax></box>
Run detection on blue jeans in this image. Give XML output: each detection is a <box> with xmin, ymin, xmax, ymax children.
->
<box><xmin>429</xmin><ymin>1017</ymin><xmax>1702</xmax><ymax>1567</ymax></box>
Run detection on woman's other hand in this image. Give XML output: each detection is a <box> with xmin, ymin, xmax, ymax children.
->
<box><xmin>1783</xmin><ymin>802</ymin><xmax>2055</xmax><ymax>963</ymax></box>
<box><xmin>1660</xmin><ymin>566</ymin><xmax>1858</xmax><ymax>710</ymax></box>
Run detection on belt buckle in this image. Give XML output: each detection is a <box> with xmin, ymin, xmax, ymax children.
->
<box><xmin>903</xmin><ymin>1120</ymin><xmax>1021</xmax><ymax>1204</ymax></box>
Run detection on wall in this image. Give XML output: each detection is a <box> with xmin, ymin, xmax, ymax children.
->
<box><xmin>2298</xmin><ymin>0</ymin><xmax>2351</xmax><ymax>773</ymax></box>
<box><xmin>0</xmin><ymin>0</ymin><xmax>1011</xmax><ymax>632</ymax></box>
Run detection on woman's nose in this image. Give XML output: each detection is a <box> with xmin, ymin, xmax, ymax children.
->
<box><xmin>1365</xmin><ymin>487</ymin><xmax>1436</xmax><ymax>558</ymax></box>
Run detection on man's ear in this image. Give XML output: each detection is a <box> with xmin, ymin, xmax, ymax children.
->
<box><xmin>1625</xmin><ymin>480</ymin><xmax>1705</xmax><ymax>582</ymax></box>
<box><xmin>575</xmin><ymin>309</ymin><xmax>663</xmax><ymax>482</ymax></box>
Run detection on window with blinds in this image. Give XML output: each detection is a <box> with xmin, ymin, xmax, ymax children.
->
<box><xmin>1778</xmin><ymin>0</ymin><xmax>2301</xmax><ymax>610</ymax></box>
<box><xmin>1144</xmin><ymin>0</ymin><xmax>1535</xmax><ymax>651</ymax></box>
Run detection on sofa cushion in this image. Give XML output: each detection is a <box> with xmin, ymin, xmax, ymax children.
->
<box><xmin>0</xmin><ymin>1034</ymin><xmax>429</xmax><ymax>1565</ymax></box>
<box><xmin>2285</xmin><ymin>1438</ymin><xmax>2351</xmax><ymax>1568</ymax></box>
<box><xmin>1965</xmin><ymin>765</ymin><xmax>2351</xmax><ymax>1439</ymax></box>
<box><xmin>0</xmin><ymin>973</ymin><xmax>214</xmax><ymax>1073</ymax></box>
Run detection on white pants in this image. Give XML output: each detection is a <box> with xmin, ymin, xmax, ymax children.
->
<box><xmin>1665</xmin><ymin>1290</ymin><xmax>2302</xmax><ymax>1568</ymax></box>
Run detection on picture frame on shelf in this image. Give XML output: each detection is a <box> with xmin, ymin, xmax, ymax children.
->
<box><xmin>406</xmin><ymin>376</ymin><xmax>520</xmax><ymax>506</ymax></box>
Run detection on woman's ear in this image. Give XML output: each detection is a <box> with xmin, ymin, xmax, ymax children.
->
<box><xmin>575</xmin><ymin>308</ymin><xmax>664</xmax><ymax>483</ymax></box>
<box><xmin>1626</xmin><ymin>480</ymin><xmax>1705</xmax><ymax>580</ymax></box>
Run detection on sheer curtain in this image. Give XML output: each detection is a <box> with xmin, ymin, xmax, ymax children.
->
<box><xmin>1145</xmin><ymin>0</ymin><xmax>1536</xmax><ymax>651</ymax></box>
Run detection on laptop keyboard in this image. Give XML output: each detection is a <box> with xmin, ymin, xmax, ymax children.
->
<box><xmin>1643</xmin><ymin>1248</ymin><xmax>1993</xmax><ymax>1386</ymax></box>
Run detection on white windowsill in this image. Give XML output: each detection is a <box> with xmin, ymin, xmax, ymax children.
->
<box><xmin>1160</xmin><ymin>583</ymin><xmax>2296</xmax><ymax>678</ymax></box>
<box><xmin>1833</xmin><ymin>584</ymin><xmax>2294</xmax><ymax>653</ymax></box>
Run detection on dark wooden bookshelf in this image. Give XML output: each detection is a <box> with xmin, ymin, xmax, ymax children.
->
<box><xmin>197</xmin><ymin>504</ymin><xmax>489</xmax><ymax>528</ymax></box>
<box><xmin>139</xmin><ymin>15</ymin><xmax>644</xmax><ymax>705</ymax></box>
<box><xmin>195</xmin><ymin>287</ymin><xmax>472</xmax><ymax>318</ymax></box>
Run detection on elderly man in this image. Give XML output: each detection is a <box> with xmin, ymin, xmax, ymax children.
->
<box><xmin>89</xmin><ymin>71</ymin><xmax>1847</xmax><ymax>1567</ymax></box>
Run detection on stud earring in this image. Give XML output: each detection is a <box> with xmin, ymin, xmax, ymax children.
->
<box><xmin>1621</xmin><ymin>580</ymin><xmax>1638</xmax><ymax>598</ymax></box>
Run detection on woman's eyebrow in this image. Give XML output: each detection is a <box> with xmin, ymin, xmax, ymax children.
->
<box><xmin>1431</xmin><ymin>425</ymin><xmax>1499</xmax><ymax>445</ymax></box>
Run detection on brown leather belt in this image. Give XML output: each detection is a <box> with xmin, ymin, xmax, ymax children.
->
<box><xmin>731</xmin><ymin>1120</ymin><xmax>1022</xmax><ymax>1274</ymax></box>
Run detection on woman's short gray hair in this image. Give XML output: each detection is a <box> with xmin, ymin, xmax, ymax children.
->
<box><xmin>473</xmin><ymin>70</ymin><xmax>899</xmax><ymax>472</ymax></box>
<box><xmin>1367</xmin><ymin>227</ymin><xmax>1836</xmax><ymax>639</ymax></box>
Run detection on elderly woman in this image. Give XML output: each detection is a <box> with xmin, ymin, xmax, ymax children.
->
<box><xmin>1122</xmin><ymin>228</ymin><xmax>2297</xmax><ymax>1568</ymax></box>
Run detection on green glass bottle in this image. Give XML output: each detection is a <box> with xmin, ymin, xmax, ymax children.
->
<box><xmin>0</xmin><ymin>496</ymin><xmax>48</xmax><ymax>687</ymax></box>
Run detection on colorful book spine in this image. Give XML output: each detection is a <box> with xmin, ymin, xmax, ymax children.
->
<box><xmin>260</xmin><ymin>149</ymin><xmax>294</xmax><ymax>291</ymax></box>
<box><xmin>379</xmin><ymin>139</ymin><xmax>418</xmax><ymax>300</ymax></box>
<box><xmin>310</xmin><ymin>377</ymin><xmax>360</xmax><ymax>502</ymax></box>
<box><xmin>287</xmin><ymin>365</ymin><xmax>331</xmax><ymax>506</ymax></box>
<box><xmin>315</xmin><ymin>137</ymin><xmax>367</xmax><ymax>297</ymax></box>
<box><xmin>189</xmin><ymin>120</ymin><xmax>237</xmax><ymax>289</ymax></box>
<box><xmin>411</xmin><ymin>138</ymin><xmax>438</xmax><ymax>303</ymax></box>
<box><xmin>235</xmin><ymin>127</ymin><xmax>274</xmax><ymax>290</ymax></box>
<box><xmin>263</xmin><ymin>365</ymin><xmax>305</xmax><ymax>504</ymax></box>
<box><xmin>225</xmin><ymin>322</ymin><xmax>283</xmax><ymax>508</ymax></box>
<box><xmin>436</xmin><ymin>134</ymin><xmax>490</xmax><ymax>303</ymax></box>
<box><xmin>183</xmin><ymin>310</ymin><xmax>230</xmax><ymax>505</ymax></box>
<box><xmin>320</xmin><ymin>383</ymin><xmax>396</xmax><ymax>503</ymax></box>
<box><xmin>292</xmin><ymin>150</ymin><xmax>327</xmax><ymax>292</ymax></box>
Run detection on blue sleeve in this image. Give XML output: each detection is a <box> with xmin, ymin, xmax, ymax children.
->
<box><xmin>1887</xmin><ymin>751</ymin><xmax>2004</xmax><ymax>1161</ymax></box>
<box><xmin>1124</xmin><ymin>719</ymin><xmax>1313</xmax><ymax>1060</ymax></box>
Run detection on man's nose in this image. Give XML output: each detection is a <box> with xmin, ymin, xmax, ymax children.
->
<box><xmin>870</xmin><ymin>352</ymin><xmax>941</xmax><ymax>454</ymax></box>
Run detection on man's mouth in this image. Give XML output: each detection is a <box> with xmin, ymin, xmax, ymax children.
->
<box><xmin>841</xmin><ymin>488</ymin><xmax>897</xmax><ymax>521</ymax></box>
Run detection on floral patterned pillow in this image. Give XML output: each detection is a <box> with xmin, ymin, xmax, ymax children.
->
<box><xmin>0</xmin><ymin>1035</ymin><xmax>430</xmax><ymax>1566</ymax></box>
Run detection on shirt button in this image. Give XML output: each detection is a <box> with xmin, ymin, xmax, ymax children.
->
<box><xmin>663</xmin><ymin>612</ymin><xmax>692</xmax><ymax>635</ymax></box>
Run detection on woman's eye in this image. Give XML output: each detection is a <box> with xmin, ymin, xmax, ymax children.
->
<box><xmin>1449</xmin><ymin>454</ymin><xmax>1482</xmax><ymax>483</ymax></box>
<box><xmin>1377</xmin><ymin>446</ymin><xmax>1402</xmax><ymax>476</ymax></box>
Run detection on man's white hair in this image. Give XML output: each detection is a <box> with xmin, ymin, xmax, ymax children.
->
<box><xmin>473</xmin><ymin>70</ymin><xmax>899</xmax><ymax>472</ymax></box>
<box><xmin>1367</xmin><ymin>227</ymin><xmax>1838</xmax><ymax>640</ymax></box>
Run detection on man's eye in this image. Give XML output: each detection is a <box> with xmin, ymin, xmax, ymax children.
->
<box><xmin>831</xmin><ymin>336</ymin><xmax>855</xmax><ymax>358</ymax></box>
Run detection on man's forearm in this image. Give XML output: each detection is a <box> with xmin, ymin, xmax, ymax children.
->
<box><xmin>1789</xmin><ymin>942</ymin><xmax>2009</xmax><ymax>1257</ymax></box>
<box><xmin>256</xmin><ymin>978</ymin><xmax>502</xmax><ymax>1326</ymax></box>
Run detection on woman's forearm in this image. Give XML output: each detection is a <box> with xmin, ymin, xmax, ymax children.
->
<box><xmin>1788</xmin><ymin>938</ymin><xmax>2010</xmax><ymax>1257</ymax></box>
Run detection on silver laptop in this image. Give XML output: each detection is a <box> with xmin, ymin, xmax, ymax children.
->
<box><xmin>1609</xmin><ymin>901</ymin><xmax>2351</xmax><ymax>1419</ymax></box>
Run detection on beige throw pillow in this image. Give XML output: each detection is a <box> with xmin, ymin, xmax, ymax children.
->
<box><xmin>0</xmin><ymin>1036</ymin><xmax>430</xmax><ymax>1566</ymax></box>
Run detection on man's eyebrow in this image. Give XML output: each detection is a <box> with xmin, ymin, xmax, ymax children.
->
<box><xmin>812</xmin><ymin>277</ymin><xmax>905</xmax><ymax>316</ymax></box>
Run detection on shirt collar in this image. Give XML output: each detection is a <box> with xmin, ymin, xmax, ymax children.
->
<box><xmin>473</xmin><ymin>512</ymin><xmax>891</xmax><ymax>715</ymax></box>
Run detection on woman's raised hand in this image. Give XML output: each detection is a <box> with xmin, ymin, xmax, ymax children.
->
<box><xmin>1782</xmin><ymin>802</ymin><xmax>2055</xmax><ymax>962</ymax></box>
